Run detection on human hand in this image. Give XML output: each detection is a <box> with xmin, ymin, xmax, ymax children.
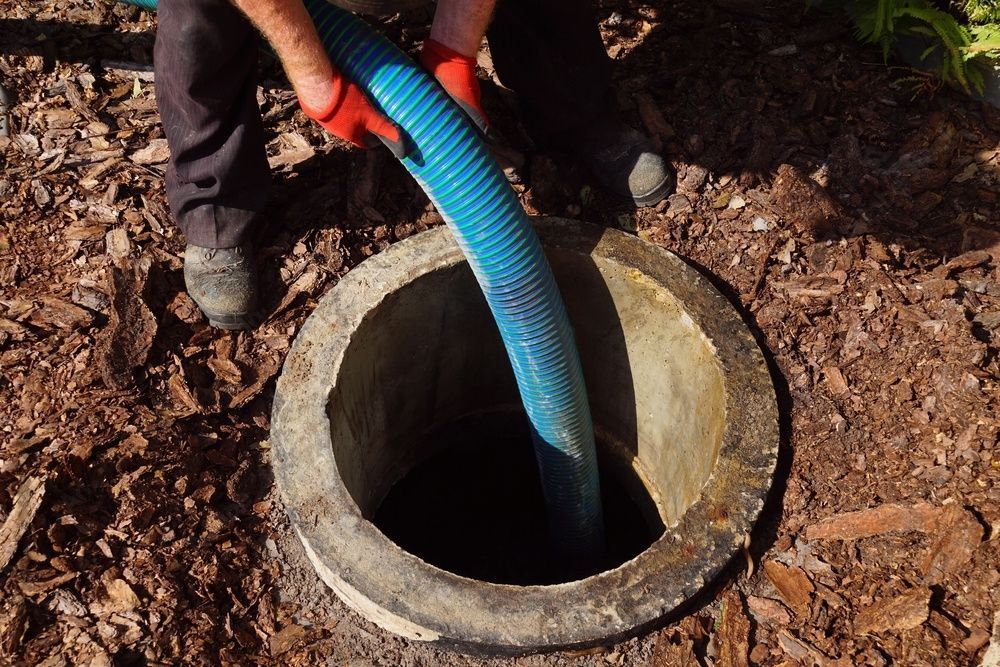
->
<box><xmin>420</xmin><ymin>38</ymin><xmax>491</xmax><ymax>135</ymax></box>
<box><xmin>299</xmin><ymin>71</ymin><xmax>408</xmax><ymax>159</ymax></box>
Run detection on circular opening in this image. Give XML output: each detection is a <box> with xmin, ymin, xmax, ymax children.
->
<box><xmin>374</xmin><ymin>410</ymin><xmax>666</xmax><ymax>585</ymax></box>
<box><xmin>273</xmin><ymin>219</ymin><xmax>779</xmax><ymax>650</ymax></box>
<box><xmin>325</xmin><ymin>240</ymin><xmax>728</xmax><ymax>585</ymax></box>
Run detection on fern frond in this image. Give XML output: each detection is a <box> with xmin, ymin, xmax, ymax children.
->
<box><xmin>848</xmin><ymin>0</ymin><xmax>904</xmax><ymax>42</ymax></box>
<box><xmin>966</xmin><ymin>23</ymin><xmax>1000</xmax><ymax>52</ymax></box>
<box><xmin>896</xmin><ymin>5</ymin><xmax>975</xmax><ymax>89</ymax></box>
<box><xmin>896</xmin><ymin>6</ymin><xmax>973</xmax><ymax>50</ymax></box>
<box><xmin>818</xmin><ymin>0</ymin><xmax>999</xmax><ymax>95</ymax></box>
<box><xmin>961</xmin><ymin>0</ymin><xmax>1000</xmax><ymax>24</ymax></box>
<box><xmin>967</xmin><ymin>65</ymin><xmax>986</xmax><ymax>91</ymax></box>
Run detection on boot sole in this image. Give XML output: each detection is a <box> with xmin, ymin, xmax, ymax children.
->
<box><xmin>202</xmin><ymin>310</ymin><xmax>259</xmax><ymax>331</ymax></box>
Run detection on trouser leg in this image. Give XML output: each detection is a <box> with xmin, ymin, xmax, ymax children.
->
<box><xmin>153</xmin><ymin>0</ymin><xmax>271</xmax><ymax>248</ymax></box>
<box><xmin>486</xmin><ymin>0</ymin><xmax>614</xmax><ymax>150</ymax></box>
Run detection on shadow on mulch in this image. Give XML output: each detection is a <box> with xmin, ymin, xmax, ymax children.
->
<box><xmin>4</xmin><ymin>0</ymin><xmax>999</xmax><ymax>663</ymax></box>
<box><xmin>0</xmin><ymin>15</ymin><xmax>154</xmax><ymax>63</ymax></box>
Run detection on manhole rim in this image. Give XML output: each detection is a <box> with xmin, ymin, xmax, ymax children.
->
<box><xmin>271</xmin><ymin>217</ymin><xmax>779</xmax><ymax>652</ymax></box>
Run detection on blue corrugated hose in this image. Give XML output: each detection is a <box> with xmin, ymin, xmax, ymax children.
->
<box><xmin>135</xmin><ymin>0</ymin><xmax>605</xmax><ymax>557</ymax></box>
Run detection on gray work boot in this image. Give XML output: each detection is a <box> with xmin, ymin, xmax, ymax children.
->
<box><xmin>576</xmin><ymin>120</ymin><xmax>674</xmax><ymax>208</ymax></box>
<box><xmin>183</xmin><ymin>244</ymin><xmax>258</xmax><ymax>330</ymax></box>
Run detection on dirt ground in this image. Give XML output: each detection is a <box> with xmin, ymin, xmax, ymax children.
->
<box><xmin>1</xmin><ymin>0</ymin><xmax>999</xmax><ymax>664</ymax></box>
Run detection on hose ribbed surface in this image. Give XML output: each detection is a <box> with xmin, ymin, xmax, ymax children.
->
<box><xmin>140</xmin><ymin>0</ymin><xmax>604</xmax><ymax>555</ymax></box>
<box><xmin>306</xmin><ymin>1</ymin><xmax>604</xmax><ymax>556</ymax></box>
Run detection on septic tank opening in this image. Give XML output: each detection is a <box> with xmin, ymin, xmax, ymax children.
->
<box><xmin>272</xmin><ymin>219</ymin><xmax>779</xmax><ymax>652</ymax></box>
<box><xmin>374</xmin><ymin>410</ymin><xmax>665</xmax><ymax>585</ymax></box>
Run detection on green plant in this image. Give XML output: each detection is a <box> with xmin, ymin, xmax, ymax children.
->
<box><xmin>960</xmin><ymin>0</ymin><xmax>1000</xmax><ymax>24</ymax></box>
<box><xmin>827</xmin><ymin>0</ymin><xmax>1000</xmax><ymax>93</ymax></box>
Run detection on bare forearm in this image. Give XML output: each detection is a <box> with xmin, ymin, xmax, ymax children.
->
<box><xmin>232</xmin><ymin>0</ymin><xmax>333</xmax><ymax>110</ymax></box>
<box><xmin>429</xmin><ymin>0</ymin><xmax>497</xmax><ymax>57</ymax></box>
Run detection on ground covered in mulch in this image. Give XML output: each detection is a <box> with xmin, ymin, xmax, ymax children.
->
<box><xmin>1</xmin><ymin>0</ymin><xmax>999</xmax><ymax>664</ymax></box>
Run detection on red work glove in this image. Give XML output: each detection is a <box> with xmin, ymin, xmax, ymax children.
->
<box><xmin>420</xmin><ymin>38</ymin><xmax>490</xmax><ymax>134</ymax></box>
<box><xmin>299</xmin><ymin>71</ymin><xmax>407</xmax><ymax>159</ymax></box>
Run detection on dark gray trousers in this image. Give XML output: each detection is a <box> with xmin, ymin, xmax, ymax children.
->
<box><xmin>154</xmin><ymin>0</ymin><xmax>612</xmax><ymax>248</ymax></box>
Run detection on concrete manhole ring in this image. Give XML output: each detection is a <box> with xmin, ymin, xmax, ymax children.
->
<box><xmin>271</xmin><ymin>217</ymin><xmax>779</xmax><ymax>654</ymax></box>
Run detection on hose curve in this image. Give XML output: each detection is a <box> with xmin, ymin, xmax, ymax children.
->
<box><xmin>140</xmin><ymin>0</ymin><xmax>605</xmax><ymax>555</ymax></box>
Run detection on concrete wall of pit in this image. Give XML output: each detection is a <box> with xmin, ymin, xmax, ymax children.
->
<box><xmin>270</xmin><ymin>217</ymin><xmax>779</xmax><ymax>654</ymax></box>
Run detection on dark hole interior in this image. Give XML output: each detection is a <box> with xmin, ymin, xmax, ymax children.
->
<box><xmin>374</xmin><ymin>411</ymin><xmax>666</xmax><ymax>585</ymax></box>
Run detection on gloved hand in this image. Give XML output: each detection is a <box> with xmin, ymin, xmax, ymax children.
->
<box><xmin>299</xmin><ymin>71</ymin><xmax>407</xmax><ymax>159</ymax></box>
<box><xmin>420</xmin><ymin>38</ymin><xmax>491</xmax><ymax>135</ymax></box>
